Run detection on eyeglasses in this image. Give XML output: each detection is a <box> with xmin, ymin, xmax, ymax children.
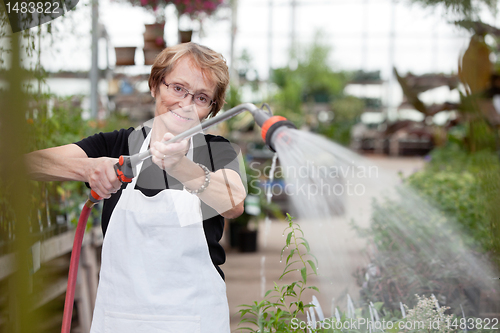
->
<box><xmin>162</xmin><ymin>80</ymin><xmax>215</xmax><ymax>109</ymax></box>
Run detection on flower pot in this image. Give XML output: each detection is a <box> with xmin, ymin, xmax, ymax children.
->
<box><xmin>114</xmin><ymin>47</ymin><xmax>136</xmax><ymax>66</ymax></box>
<box><xmin>228</xmin><ymin>222</ymin><xmax>242</xmax><ymax>248</ymax></box>
<box><xmin>144</xmin><ymin>40</ymin><xmax>165</xmax><ymax>49</ymax></box>
<box><xmin>178</xmin><ymin>30</ymin><xmax>193</xmax><ymax>44</ymax></box>
<box><xmin>144</xmin><ymin>23</ymin><xmax>165</xmax><ymax>42</ymax></box>
<box><xmin>238</xmin><ymin>229</ymin><xmax>258</xmax><ymax>253</ymax></box>
<box><xmin>143</xmin><ymin>23</ymin><xmax>166</xmax><ymax>66</ymax></box>
<box><xmin>143</xmin><ymin>48</ymin><xmax>163</xmax><ymax>66</ymax></box>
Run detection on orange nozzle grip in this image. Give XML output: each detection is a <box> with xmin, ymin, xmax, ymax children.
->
<box><xmin>115</xmin><ymin>169</ymin><xmax>133</xmax><ymax>183</ymax></box>
<box><xmin>114</xmin><ymin>156</ymin><xmax>133</xmax><ymax>183</ymax></box>
<box><xmin>261</xmin><ymin>116</ymin><xmax>288</xmax><ymax>142</ymax></box>
<box><xmin>89</xmin><ymin>190</ymin><xmax>102</xmax><ymax>203</ymax></box>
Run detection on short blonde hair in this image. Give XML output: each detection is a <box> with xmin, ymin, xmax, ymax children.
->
<box><xmin>149</xmin><ymin>43</ymin><xmax>230</xmax><ymax>117</ymax></box>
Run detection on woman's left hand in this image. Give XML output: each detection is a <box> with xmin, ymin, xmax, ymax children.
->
<box><xmin>150</xmin><ymin>133</ymin><xmax>190</xmax><ymax>171</ymax></box>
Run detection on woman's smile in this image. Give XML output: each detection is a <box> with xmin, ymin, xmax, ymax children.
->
<box><xmin>170</xmin><ymin>109</ymin><xmax>193</xmax><ymax>121</ymax></box>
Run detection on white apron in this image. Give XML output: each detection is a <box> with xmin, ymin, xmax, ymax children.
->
<box><xmin>90</xmin><ymin>133</ymin><xmax>230</xmax><ymax>333</ymax></box>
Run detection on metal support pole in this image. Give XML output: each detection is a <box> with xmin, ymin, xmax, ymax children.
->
<box><xmin>290</xmin><ymin>0</ymin><xmax>297</xmax><ymax>60</ymax></box>
<box><xmin>229</xmin><ymin>0</ymin><xmax>238</xmax><ymax>86</ymax></box>
<box><xmin>386</xmin><ymin>0</ymin><xmax>396</xmax><ymax>121</ymax></box>
<box><xmin>362</xmin><ymin>0</ymin><xmax>368</xmax><ymax>71</ymax></box>
<box><xmin>267</xmin><ymin>0</ymin><xmax>273</xmax><ymax>82</ymax></box>
<box><xmin>90</xmin><ymin>0</ymin><xmax>99</xmax><ymax>119</ymax></box>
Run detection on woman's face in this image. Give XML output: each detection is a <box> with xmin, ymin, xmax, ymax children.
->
<box><xmin>152</xmin><ymin>56</ymin><xmax>215</xmax><ymax>135</ymax></box>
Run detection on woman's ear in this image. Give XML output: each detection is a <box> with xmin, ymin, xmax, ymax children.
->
<box><xmin>151</xmin><ymin>89</ymin><xmax>155</xmax><ymax>98</ymax></box>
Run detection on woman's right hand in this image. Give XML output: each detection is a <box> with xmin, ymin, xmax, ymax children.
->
<box><xmin>26</xmin><ymin>144</ymin><xmax>123</xmax><ymax>199</ymax></box>
<box><xmin>86</xmin><ymin>157</ymin><xmax>121</xmax><ymax>199</ymax></box>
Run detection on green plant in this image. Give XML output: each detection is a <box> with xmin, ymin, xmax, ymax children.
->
<box><xmin>236</xmin><ymin>215</ymin><xmax>493</xmax><ymax>332</ymax></box>
<box><xmin>236</xmin><ymin>216</ymin><xmax>470</xmax><ymax>332</ymax></box>
<box><xmin>407</xmin><ymin>145</ymin><xmax>500</xmax><ymax>258</ymax></box>
<box><xmin>402</xmin><ymin>294</ymin><xmax>455</xmax><ymax>333</ymax></box>
<box><xmin>237</xmin><ymin>214</ymin><xmax>320</xmax><ymax>332</ymax></box>
<box><xmin>317</xmin><ymin>95</ymin><xmax>365</xmax><ymax>146</ymax></box>
<box><xmin>21</xmin><ymin>96</ymin><xmax>134</xmax><ymax>232</ymax></box>
<box><xmin>26</xmin><ymin>96</ymin><xmax>98</xmax><ymax>226</ymax></box>
<box><xmin>408</xmin><ymin>0</ymin><xmax>497</xmax><ymax>21</ymax></box>
<box><xmin>225</xmin><ymin>85</ymin><xmax>243</xmax><ymax>111</ymax></box>
<box><xmin>353</xmin><ymin>183</ymin><xmax>498</xmax><ymax>317</ymax></box>
<box><xmin>270</xmin><ymin>32</ymin><xmax>347</xmax><ymax>128</ymax></box>
<box><xmin>406</xmin><ymin>161</ymin><xmax>489</xmax><ymax>252</ymax></box>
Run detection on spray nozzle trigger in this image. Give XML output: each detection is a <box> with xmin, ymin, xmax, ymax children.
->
<box><xmin>114</xmin><ymin>156</ymin><xmax>134</xmax><ymax>183</ymax></box>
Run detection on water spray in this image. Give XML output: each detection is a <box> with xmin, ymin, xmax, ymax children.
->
<box><xmin>61</xmin><ymin>103</ymin><xmax>296</xmax><ymax>333</ymax></box>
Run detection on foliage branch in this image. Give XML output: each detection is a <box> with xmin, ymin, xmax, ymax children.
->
<box><xmin>237</xmin><ymin>214</ymin><xmax>320</xmax><ymax>332</ymax></box>
<box><xmin>172</xmin><ymin>0</ymin><xmax>224</xmax><ymax>18</ymax></box>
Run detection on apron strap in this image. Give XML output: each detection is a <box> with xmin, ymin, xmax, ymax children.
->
<box><xmin>127</xmin><ymin>131</ymin><xmax>151</xmax><ymax>190</ymax></box>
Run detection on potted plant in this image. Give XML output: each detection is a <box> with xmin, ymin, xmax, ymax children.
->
<box><xmin>128</xmin><ymin>0</ymin><xmax>170</xmax><ymax>22</ymax></box>
<box><xmin>143</xmin><ymin>22</ymin><xmax>166</xmax><ymax>65</ymax></box>
<box><xmin>172</xmin><ymin>0</ymin><xmax>224</xmax><ymax>43</ymax></box>
<box><xmin>172</xmin><ymin>0</ymin><xmax>224</xmax><ymax>19</ymax></box>
<box><xmin>124</xmin><ymin>0</ymin><xmax>170</xmax><ymax>64</ymax></box>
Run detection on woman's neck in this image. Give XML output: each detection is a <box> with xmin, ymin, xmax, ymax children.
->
<box><xmin>151</xmin><ymin>117</ymin><xmax>169</xmax><ymax>145</ymax></box>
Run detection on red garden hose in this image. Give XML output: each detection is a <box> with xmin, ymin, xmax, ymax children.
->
<box><xmin>61</xmin><ymin>191</ymin><xmax>101</xmax><ymax>333</ymax></box>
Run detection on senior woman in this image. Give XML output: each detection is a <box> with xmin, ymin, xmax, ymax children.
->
<box><xmin>26</xmin><ymin>43</ymin><xmax>246</xmax><ymax>333</ymax></box>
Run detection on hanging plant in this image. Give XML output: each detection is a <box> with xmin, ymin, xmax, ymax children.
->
<box><xmin>172</xmin><ymin>0</ymin><xmax>225</xmax><ymax>19</ymax></box>
<box><xmin>126</xmin><ymin>0</ymin><xmax>172</xmax><ymax>22</ymax></box>
<box><xmin>126</xmin><ymin>0</ymin><xmax>166</xmax><ymax>11</ymax></box>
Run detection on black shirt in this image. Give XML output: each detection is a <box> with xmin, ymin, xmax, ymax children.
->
<box><xmin>75</xmin><ymin>127</ymin><xmax>240</xmax><ymax>279</ymax></box>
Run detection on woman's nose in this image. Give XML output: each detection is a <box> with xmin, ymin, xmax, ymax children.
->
<box><xmin>175</xmin><ymin>101</ymin><xmax>197</xmax><ymax>115</ymax></box>
<box><xmin>178</xmin><ymin>93</ymin><xmax>196</xmax><ymax>106</ymax></box>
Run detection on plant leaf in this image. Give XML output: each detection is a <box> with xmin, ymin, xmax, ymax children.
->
<box><xmin>279</xmin><ymin>268</ymin><xmax>299</xmax><ymax>280</ymax></box>
<box><xmin>300</xmin><ymin>267</ymin><xmax>307</xmax><ymax>283</ymax></box>
<box><xmin>286</xmin><ymin>249</ymin><xmax>295</xmax><ymax>265</ymax></box>
<box><xmin>307</xmin><ymin>259</ymin><xmax>317</xmax><ymax>274</ymax></box>
<box><xmin>283</xmin><ymin>260</ymin><xmax>300</xmax><ymax>273</ymax></box>
<box><xmin>299</xmin><ymin>237</ymin><xmax>310</xmax><ymax>252</ymax></box>
<box><xmin>286</xmin><ymin>231</ymin><xmax>293</xmax><ymax>246</ymax></box>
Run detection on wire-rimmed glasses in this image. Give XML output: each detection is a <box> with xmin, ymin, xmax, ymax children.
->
<box><xmin>162</xmin><ymin>80</ymin><xmax>215</xmax><ymax>109</ymax></box>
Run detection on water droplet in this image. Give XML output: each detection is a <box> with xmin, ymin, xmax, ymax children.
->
<box><xmin>280</xmin><ymin>260</ymin><xmax>282</xmax><ymax>263</ymax></box>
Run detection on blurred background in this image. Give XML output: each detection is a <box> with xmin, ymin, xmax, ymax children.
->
<box><xmin>1</xmin><ymin>0</ymin><xmax>500</xmax><ymax>332</ymax></box>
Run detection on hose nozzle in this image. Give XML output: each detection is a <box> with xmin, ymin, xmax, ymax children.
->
<box><xmin>250</xmin><ymin>108</ymin><xmax>297</xmax><ymax>152</ymax></box>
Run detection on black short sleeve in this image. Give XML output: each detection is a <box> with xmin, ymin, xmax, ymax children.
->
<box><xmin>74</xmin><ymin>127</ymin><xmax>134</xmax><ymax>159</ymax></box>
